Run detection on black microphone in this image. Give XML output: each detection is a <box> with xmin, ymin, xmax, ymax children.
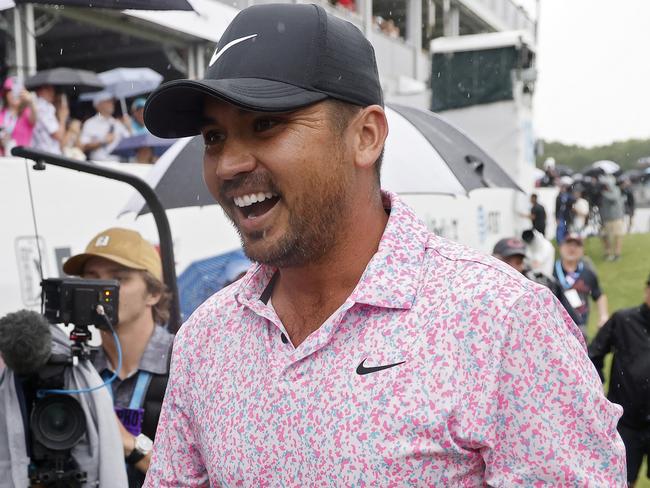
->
<box><xmin>0</xmin><ymin>310</ymin><xmax>52</xmax><ymax>376</ymax></box>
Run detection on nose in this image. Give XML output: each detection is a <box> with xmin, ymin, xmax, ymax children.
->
<box><xmin>211</xmin><ymin>137</ymin><xmax>257</xmax><ymax>181</ymax></box>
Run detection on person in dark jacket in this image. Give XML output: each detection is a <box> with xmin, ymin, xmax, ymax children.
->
<box><xmin>589</xmin><ymin>273</ymin><xmax>650</xmax><ymax>487</ymax></box>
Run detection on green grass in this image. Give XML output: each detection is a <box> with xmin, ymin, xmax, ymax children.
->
<box><xmin>581</xmin><ymin>232</ymin><xmax>650</xmax><ymax>486</ymax></box>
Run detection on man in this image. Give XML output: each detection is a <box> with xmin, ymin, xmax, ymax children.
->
<box><xmin>130</xmin><ymin>97</ymin><xmax>148</xmax><ymax>135</ymax></box>
<box><xmin>599</xmin><ymin>175</ymin><xmax>626</xmax><ymax>261</ymax></box>
<box><xmin>493</xmin><ymin>236</ymin><xmax>580</xmax><ymax>325</ymax></box>
<box><xmin>80</xmin><ymin>91</ymin><xmax>131</xmax><ymax>161</ymax></box>
<box><xmin>521</xmin><ymin>227</ymin><xmax>554</xmax><ymax>276</ymax></box>
<box><xmin>570</xmin><ymin>188</ymin><xmax>590</xmax><ymax>237</ymax></box>
<box><xmin>31</xmin><ymin>84</ymin><xmax>68</xmax><ymax>154</ymax></box>
<box><xmin>555</xmin><ymin>176</ymin><xmax>575</xmax><ymax>244</ymax></box>
<box><xmin>526</xmin><ymin>193</ymin><xmax>546</xmax><ymax>235</ymax></box>
<box><xmin>142</xmin><ymin>4</ymin><xmax>625</xmax><ymax>485</ymax></box>
<box><xmin>553</xmin><ymin>233</ymin><xmax>609</xmax><ymax>335</ymax></box>
<box><xmin>63</xmin><ymin>227</ymin><xmax>174</xmax><ymax>488</ymax></box>
<box><xmin>620</xmin><ymin>178</ymin><xmax>636</xmax><ymax>233</ymax></box>
<box><xmin>589</xmin><ymin>273</ymin><xmax>650</xmax><ymax>487</ymax></box>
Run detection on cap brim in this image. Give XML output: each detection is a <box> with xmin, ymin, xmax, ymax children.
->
<box><xmin>144</xmin><ymin>78</ymin><xmax>328</xmax><ymax>138</ymax></box>
<box><xmin>500</xmin><ymin>250</ymin><xmax>526</xmax><ymax>258</ymax></box>
<box><xmin>63</xmin><ymin>252</ymin><xmax>148</xmax><ymax>277</ymax></box>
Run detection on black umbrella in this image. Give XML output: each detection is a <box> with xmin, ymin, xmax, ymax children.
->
<box><xmin>25</xmin><ymin>68</ymin><xmax>104</xmax><ymax>94</ymax></box>
<box><xmin>15</xmin><ymin>0</ymin><xmax>193</xmax><ymax>10</ymax></box>
<box><xmin>123</xmin><ymin>104</ymin><xmax>522</xmax><ymax>216</ymax></box>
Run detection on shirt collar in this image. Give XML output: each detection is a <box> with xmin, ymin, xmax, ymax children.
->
<box><xmin>236</xmin><ymin>191</ymin><xmax>428</xmax><ymax>313</ymax></box>
<box><xmin>93</xmin><ymin>324</ymin><xmax>174</xmax><ymax>376</ymax></box>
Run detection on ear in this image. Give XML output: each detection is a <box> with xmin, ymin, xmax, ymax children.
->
<box><xmin>352</xmin><ymin>105</ymin><xmax>388</xmax><ymax>172</ymax></box>
<box><xmin>145</xmin><ymin>289</ymin><xmax>161</xmax><ymax>307</ymax></box>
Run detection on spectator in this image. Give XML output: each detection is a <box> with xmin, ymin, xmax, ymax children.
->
<box><xmin>525</xmin><ymin>193</ymin><xmax>547</xmax><ymax>236</ymax></box>
<box><xmin>521</xmin><ymin>228</ymin><xmax>554</xmax><ymax>277</ymax></box>
<box><xmin>80</xmin><ymin>91</ymin><xmax>131</xmax><ymax>162</ymax></box>
<box><xmin>589</xmin><ymin>273</ymin><xmax>650</xmax><ymax>487</ymax></box>
<box><xmin>133</xmin><ymin>146</ymin><xmax>156</xmax><ymax>165</ymax></box>
<box><xmin>0</xmin><ymin>77</ymin><xmax>37</xmax><ymax>156</ymax></box>
<box><xmin>130</xmin><ymin>98</ymin><xmax>148</xmax><ymax>135</ymax></box>
<box><xmin>31</xmin><ymin>84</ymin><xmax>68</xmax><ymax>155</ymax></box>
<box><xmin>62</xmin><ymin>118</ymin><xmax>86</xmax><ymax>160</ymax></box>
<box><xmin>553</xmin><ymin>233</ymin><xmax>609</xmax><ymax>336</ymax></box>
<box><xmin>620</xmin><ymin>178</ymin><xmax>635</xmax><ymax>233</ymax></box>
<box><xmin>63</xmin><ymin>228</ymin><xmax>174</xmax><ymax>488</ymax></box>
<box><xmin>539</xmin><ymin>157</ymin><xmax>557</xmax><ymax>187</ymax></box>
<box><xmin>493</xmin><ymin>236</ymin><xmax>580</xmax><ymax>326</ymax></box>
<box><xmin>599</xmin><ymin>175</ymin><xmax>626</xmax><ymax>261</ymax></box>
<box><xmin>570</xmin><ymin>189</ymin><xmax>590</xmax><ymax>238</ymax></box>
<box><xmin>554</xmin><ymin>176</ymin><xmax>575</xmax><ymax>243</ymax></box>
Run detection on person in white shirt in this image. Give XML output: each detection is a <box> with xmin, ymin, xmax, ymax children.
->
<box><xmin>31</xmin><ymin>84</ymin><xmax>68</xmax><ymax>155</ymax></box>
<box><xmin>521</xmin><ymin>228</ymin><xmax>555</xmax><ymax>277</ymax></box>
<box><xmin>80</xmin><ymin>92</ymin><xmax>131</xmax><ymax>161</ymax></box>
<box><xmin>571</xmin><ymin>189</ymin><xmax>590</xmax><ymax>238</ymax></box>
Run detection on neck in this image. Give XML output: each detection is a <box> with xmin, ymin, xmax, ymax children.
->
<box><xmin>101</xmin><ymin>313</ymin><xmax>155</xmax><ymax>379</ymax></box>
<box><xmin>561</xmin><ymin>258</ymin><xmax>579</xmax><ymax>272</ymax></box>
<box><xmin>273</xmin><ymin>190</ymin><xmax>388</xmax><ymax>344</ymax></box>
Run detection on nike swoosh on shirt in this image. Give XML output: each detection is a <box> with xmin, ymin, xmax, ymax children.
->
<box><xmin>356</xmin><ymin>358</ymin><xmax>406</xmax><ymax>376</ymax></box>
<box><xmin>209</xmin><ymin>34</ymin><xmax>258</xmax><ymax>67</ymax></box>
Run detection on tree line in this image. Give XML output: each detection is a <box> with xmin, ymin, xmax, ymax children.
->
<box><xmin>536</xmin><ymin>138</ymin><xmax>650</xmax><ymax>172</ymax></box>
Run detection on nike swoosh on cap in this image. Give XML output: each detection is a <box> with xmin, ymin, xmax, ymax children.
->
<box><xmin>356</xmin><ymin>358</ymin><xmax>406</xmax><ymax>376</ymax></box>
<box><xmin>209</xmin><ymin>34</ymin><xmax>258</xmax><ymax>67</ymax></box>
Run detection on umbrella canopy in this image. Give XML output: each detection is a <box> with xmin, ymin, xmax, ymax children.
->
<box><xmin>80</xmin><ymin>68</ymin><xmax>163</xmax><ymax>101</ymax></box>
<box><xmin>123</xmin><ymin>104</ymin><xmax>521</xmax><ymax>215</ymax></box>
<box><xmin>111</xmin><ymin>133</ymin><xmax>177</xmax><ymax>158</ymax></box>
<box><xmin>591</xmin><ymin>159</ymin><xmax>621</xmax><ymax>175</ymax></box>
<box><xmin>178</xmin><ymin>249</ymin><xmax>251</xmax><ymax>320</ymax></box>
<box><xmin>14</xmin><ymin>0</ymin><xmax>193</xmax><ymax>10</ymax></box>
<box><xmin>384</xmin><ymin>103</ymin><xmax>521</xmax><ymax>194</ymax></box>
<box><xmin>24</xmin><ymin>67</ymin><xmax>104</xmax><ymax>93</ymax></box>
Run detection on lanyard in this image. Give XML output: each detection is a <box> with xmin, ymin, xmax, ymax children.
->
<box><xmin>555</xmin><ymin>260</ymin><xmax>583</xmax><ymax>290</ymax></box>
<box><xmin>101</xmin><ymin>369</ymin><xmax>152</xmax><ymax>409</ymax></box>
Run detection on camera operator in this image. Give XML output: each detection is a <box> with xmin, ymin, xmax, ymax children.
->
<box><xmin>63</xmin><ymin>228</ymin><xmax>174</xmax><ymax>488</ymax></box>
<box><xmin>0</xmin><ymin>311</ymin><xmax>127</xmax><ymax>487</ymax></box>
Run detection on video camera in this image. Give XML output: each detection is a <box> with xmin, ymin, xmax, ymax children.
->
<box><xmin>10</xmin><ymin>278</ymin><xmax>119</xmax><ymax>487</ymax></box>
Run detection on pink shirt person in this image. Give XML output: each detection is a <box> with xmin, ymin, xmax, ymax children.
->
<box><xmin>144</xmin><ymin>192</ymin><xmax>625</xmax><ymax>487</ymax></box>
<box><xmin>0</xmin><ymin>77</ymin><xmax>36</xmax><ymax>155</ymax></box>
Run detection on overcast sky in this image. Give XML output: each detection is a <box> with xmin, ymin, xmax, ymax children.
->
<box><xmin>529</xmin><ymin>0</ymin><xmax>650</xmax><ymax>147</ymax></box>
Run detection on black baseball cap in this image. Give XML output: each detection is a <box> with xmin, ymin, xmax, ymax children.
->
<box><xmin>144</xmin><ymin>3</ymin><xmax>383</xmax><ymax>138</ymax></box>
<box><xmin>492</xmin><ymin>238</ymin><xmax>527</xmax><ymax>258</ymax></box>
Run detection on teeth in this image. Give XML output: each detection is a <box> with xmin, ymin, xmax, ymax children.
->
<box><xmin>234</xmin><ymin>192</ymin><xmax>278</xmax><ymax>208</ymax></box>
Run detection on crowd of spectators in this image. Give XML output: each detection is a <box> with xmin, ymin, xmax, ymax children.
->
<box><xmin>0</xmin><ymin>76</ymin><xmax>159</xmax><ymax>164</ymax></box>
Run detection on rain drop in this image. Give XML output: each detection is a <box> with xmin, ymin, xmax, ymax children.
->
<box><xmin>59</xmin><ymin>48</ymin><xmax>63</xmax><ymax>55</ymax></box>
<box><xmin>277</xmin><ymin>22</ymin><xmax>286</xmax><ymax>33</ymax></box>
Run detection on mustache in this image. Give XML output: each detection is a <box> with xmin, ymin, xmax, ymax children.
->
<box><xmin>219</xmin><ymin>172</ymin><xmax>280</xmax><ymax>200</ymax></box>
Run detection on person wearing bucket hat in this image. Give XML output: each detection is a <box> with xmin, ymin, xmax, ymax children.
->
<box><xmin>589</xmin><ymin>273</ymin><xmax>650</xmax><ymax>486</ymax></box>
<box><xmin>63</xmin><ymin>228</ymin><xmax>174</xmax><ymax>487</ymax></box>
<box><xmin>142</xmin><ymin>4</ymin><xmax>625</xmax><ymax>486</ymax></box>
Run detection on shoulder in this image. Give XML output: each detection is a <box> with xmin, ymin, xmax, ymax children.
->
<box><xmin>421</xmin><ymin>233</ymin><xmax>542</xmax><ymax>314</ymax></box>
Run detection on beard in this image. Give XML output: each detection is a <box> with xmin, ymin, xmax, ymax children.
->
<box><xmin>219</xmin><ymin>155</ymin><xmax>353</xmax><ymax>268</ymax></box>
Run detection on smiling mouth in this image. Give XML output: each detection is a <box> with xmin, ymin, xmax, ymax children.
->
<box><xmin>233</xmin><ymin>191</ymin><xmax>280</xmax><ymax>219</ymax></box>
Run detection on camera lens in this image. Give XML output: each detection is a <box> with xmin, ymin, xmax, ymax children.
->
<box><xmin>31</xmin><ymin>395</ymin><xmax>87</xmax><ymax>451</ymax></box>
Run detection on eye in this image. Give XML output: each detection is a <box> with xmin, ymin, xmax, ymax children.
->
<box><xmin>253</xmin><ymin>117</ymin><xmax>280</xmax><ymax>133</ymax></box>
<box><xmin>202</xmin><ymin>129</ymin><xmax>225</xmax><ymax>146</ymax></box>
